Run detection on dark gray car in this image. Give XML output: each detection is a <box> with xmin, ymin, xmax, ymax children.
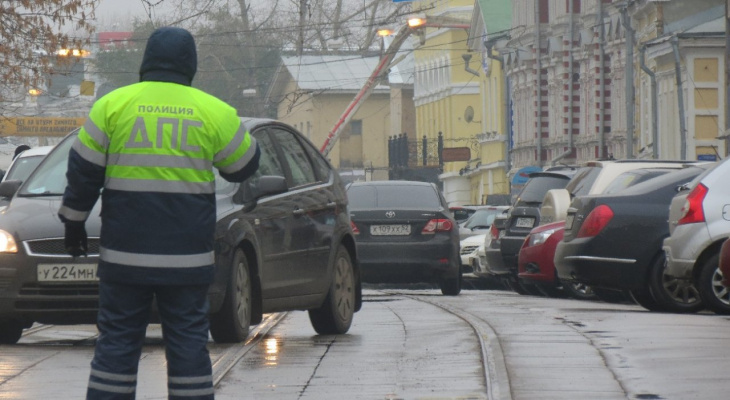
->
<box><xmin>0</xmin><ymin>119</ymin><xmax>361</xmax><ymax>344</ymax></box>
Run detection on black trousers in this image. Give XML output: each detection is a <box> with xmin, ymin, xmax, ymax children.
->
<box><xmin>86</xmin><ymin>280</ymin><xmax>213</xmax><ymax>400</ymax></box>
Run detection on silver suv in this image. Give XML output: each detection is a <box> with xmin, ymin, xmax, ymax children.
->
<box><xmin>663</xmin><ymin>157</ymin><xmax>730</xmax><ymax>314</ymax></box>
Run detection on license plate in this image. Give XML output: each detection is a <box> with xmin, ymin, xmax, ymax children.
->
<box><xmin>515</xmin><ymin>217</ymin><xmax>534</xmax><ymax>228</ymax></box>
<box><xmin>565</xmin><ymin>214</ymin><xmax>575</xmax><ymax>230</ymax></box>
<box><xmin>370</xmin><ymin>224</ymin><xmax>411</xmax><ymax>236</ymax></box>
<box><xmin>37</xmin><ymin>263</ymin><xmax>99</xmax><ymax>282</ymax></box>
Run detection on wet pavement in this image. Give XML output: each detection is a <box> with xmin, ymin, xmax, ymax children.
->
<box><xmin>2</xmin><ymin>288</ymin><xmax>730</xmax><ymax>399</ymax></box>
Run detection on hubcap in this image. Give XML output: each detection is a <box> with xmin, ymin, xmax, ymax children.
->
<box><xmin>662</xmin><ymin>274</ymin><xmax>701</xmax><ymax>305</ymax></box>
<box><xmin>711</xmin><ymin>268</ymin><xmax>730</xmax><ymax>306</ymax></box>
<box><xmin>235</xmin><ymin>260</ymin><xmax>251</xmax><ymax>325</ymax></box>
<box><xmin>333</xmin><ymin>255</ymin><xmax>354</xmax><ymax>320</ymax></box>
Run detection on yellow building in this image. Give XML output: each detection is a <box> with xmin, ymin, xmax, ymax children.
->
<box><xmin>411</xmin><ymin>0</ymin><xmax>485</xmax><ymax>206</ymax></box>
<box><xmin>266</xmin><ymin>54</ymin><xmax>396</xmax><ymax>181</ymax></box>
<box><xmin>465</xmin><ymin>0</ymin><xmax>511</xmax><ymax>205</ymax></box>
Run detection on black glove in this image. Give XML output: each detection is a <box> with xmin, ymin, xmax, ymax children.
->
<box><xmin>64</xmin><ymin>222</ymin><xmax>87</xmax><ymax>257</ymax></box>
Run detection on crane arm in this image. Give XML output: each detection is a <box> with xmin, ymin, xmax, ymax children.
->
<box><xmin>320</xmin><ymin>24</ymin><xmax>413</xmax><ymax>156</ymax></box>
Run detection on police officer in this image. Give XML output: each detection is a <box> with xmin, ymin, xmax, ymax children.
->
<box><xmin>58</xmin><ymin>26</ymin><xmax>260</xmax><ymax>400</ymax></box>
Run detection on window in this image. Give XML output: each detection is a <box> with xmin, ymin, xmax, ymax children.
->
<box><xmin>250</xmin><ymin>129</ymin><xmax>286</xmax><ymax>179</ymax></box>
<box><xmin>350</xmin><ymin>120</ymin><xmax>362</xmax><ymax>135</ymax></box>
<box><xmin>270</xmin><ymin>128</ymin><xmax>316</xmax><ymax>187</ymax></box>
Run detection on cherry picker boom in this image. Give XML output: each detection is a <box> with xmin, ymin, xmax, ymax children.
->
<box><xmin>319</xmin><ymin>24</ymin><xmax>413</xmax><ymax>156</ymax></box>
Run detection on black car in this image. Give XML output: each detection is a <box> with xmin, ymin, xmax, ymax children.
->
<box><xmin>346</xmin><ymin>180</ymin><xmax>461</xmax><ymax>295</ymax></box>
<box><xmin>0</xmin><ymin>119</ymin><xmax>362</xmax><ymax>344</ymax></box>
<box><xmin>554</xmin><ymin>165</ymin><xmax>710</xmax><ymax>312</ymax></box>
<box><xmin>490</xmin><ymin>168</ymin><xmax>577</xmax><ymax>291</ymax></box>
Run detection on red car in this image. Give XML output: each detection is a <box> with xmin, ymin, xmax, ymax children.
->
<box><xmin>720</xmin><ymin>238</ymin><xmax>730</xmax><ymax>287</ymax></box>
<box><xmin>518</xmin><ymin>221</ymin><xmax>595</xmax><ymax>300</ymax></box>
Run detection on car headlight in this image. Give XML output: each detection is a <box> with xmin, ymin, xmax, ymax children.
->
<box><xmin>527</xmin><ymin>228</ymin><xmax>558</xmax><ymax>247</ymax></box>
<box><xmin>0</xmin><ymin>230</ymin><xmax>18</xmax><ymax>253</ymax></box>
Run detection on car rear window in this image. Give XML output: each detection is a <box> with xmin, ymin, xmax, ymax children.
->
<box><xmin>515</xmin><ymin>175</ymin><xmax>571</xmax><ymax>205</ymax></box>
<box><xmin>347</xmin><ymin>185</ymin><xmax>441</xmax><ymax>209</ymax></box>
<box><xmin>564</xmin><ymin>166</ymin><xmax>601</xmax><ymax>197</ymax></box>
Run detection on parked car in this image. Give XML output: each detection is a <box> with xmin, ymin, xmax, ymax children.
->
<box><xmin>1</xmin><ymin>146</ymin><xmax>54</xmax><ymax>184</ymax></box>
<box><xmin>555</xmin><ymin>166</ymin><xmax>709</xmax><ymax>312</ymax></box>
<box><xmin>474</xmin><ymin>212</ymin><xmax>511</xmax><ymax>283</ymax></box>
<box><xmin>496</xmin><ymin>169</ymin><xmax>578</xmax><ymax>293</ymax></box>
<box><xmin>0</xmin><ymin>120</ymin><xmax>362</xmax><ymax>344</ymax></box>
<box><xmin>0</xmin><ymin>146</ymin><xmax>54</xmax><ymax>210</ymax></box>
<box><xmin>517</xmin><ymin>221</ymin><xmax>594</xmax><ymax>299</ymax></box>
<box><xmin>347</xmin><ymin>180</ymin><xmax>461</xmax><ymax>295</ymax></box>
<box><xmin>460</xmin><ymin>233</ymin><xmax>486</xmax><ymax>274</ymax></box>
<box><xmin>539</xmin><ymin>160</ymin><xmax>695</xmax><ymax>225</ymax></box>
<box><xmin>450</xmin><ymin>204</ymin><xmax>508</xmax><ymax>225</ymax></box>
<box><xmin>663</xmin><ymin>157</ymin><xmax>730</xmax><ymax>314</ymax></box>
<box><xmin>458</xmin><ymin>206</ymin><xmax>510</xmax><ymax>240</ymax></box>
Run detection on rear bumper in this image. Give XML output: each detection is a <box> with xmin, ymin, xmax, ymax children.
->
<box><xmin>500</xmin><ymin>235</ymin><xmax>525</xmax><ymax>270</ymax></box>
<box><xmin>357</xmin><ymin>240</ymin><xmax>458</xmax><ymax>283</ymax></box>
<box><xmin>483</xmin><ymin>246</ymin><xmax>511</xmax><ymax>276</ymax></box>
<box><xmin>554</xmin><ymin>240</ymin><xmax>640</xmax><ymax>290</ymax></box>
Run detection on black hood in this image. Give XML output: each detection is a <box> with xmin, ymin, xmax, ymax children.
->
<box><xmin>139</xmin><ymin>27</ymin><xmax>197</xmax><ymax>86</ymax></box>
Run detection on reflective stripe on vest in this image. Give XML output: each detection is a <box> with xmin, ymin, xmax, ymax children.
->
<box><xmin>100</xmin><ymin>247</ymin><xmax>215</xmax><ymax>267</ymax></box>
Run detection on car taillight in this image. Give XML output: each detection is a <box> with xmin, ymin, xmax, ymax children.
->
<box><xmin>350</xmin><ymin>221</ymin><xmax>360</xmax><ymax>235</ymax></box>
<box><xmin>576</xmin><ymin>205</ymin><xmax>614</xmax><ymax>238</ymax></box>
<box><xmin>422</xmin><ymin>219</ymin><xmax>453</xmax><ymax>234</ymax></box>
<box><xmin>489</xmin><ymin>223</ymin><xmax>499</xmax><ymax>240</ymax></box>
<box><xmin>677</xmin><ymin>183</ymin><xmax>707</xmax><ymax>225</ymax></box>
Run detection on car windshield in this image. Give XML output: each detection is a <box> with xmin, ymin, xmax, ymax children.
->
<box><xmin>20</xmin><ymin>132</ymin><xmax>237</xmax><ymax>197</ymax></box>
<box><xmin>4</xmin><ymin>155</ymin><xmax>46</xmax><ymax>183</ymax></box>
<box><xmin>463</xmin><ymin>209</ymin><xmax>502</xmax><ymax>229</ymax></box>
<box><xmin>347</xmin><ymin>184</ymin><xmax>441</xmax><ymax>209</ymax></box>
<box><xmin>515</xmin><ymin>175</ymin><xmax>571</xmax><ymax>205</ymax></box>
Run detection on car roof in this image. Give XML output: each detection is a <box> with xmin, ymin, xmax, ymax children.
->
<box><xmin>16</xmin><ymin>146</ymin><xmax>53</xmax><ymax>158</ymax></box>
<box><xmin>527</xmin><ymin>170</ymin><xmax>576</xmax><ymax>179</ymax></box>
<box><xmin>348</xmin><ymin>180</ymin><xmax>434</xmax><ymax>187</ymax></box>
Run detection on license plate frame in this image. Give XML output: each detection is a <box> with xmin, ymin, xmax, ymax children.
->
<box><xmin>370</xmin><ymin>224</ymin><xmax>411</xmax><ymax>236</ymax></box>
<box><xmin>515</xmin><ymin>217</ymin><xmax>534</xmax><ymax>228</ymax></box>
<box><xmin>37</xmin><ymin>263</ymin><xmax>99</xmax><ymax>282</ymax></box>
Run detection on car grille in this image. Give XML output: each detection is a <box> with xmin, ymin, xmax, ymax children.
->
<box><xmin>461</xmin><ymin>245</ymin><xmax>479</xmax><ymax>255</ymax></box>
<box><xmin>24</xmin><ymin>238</ymin><xmax>101</xmax><ymax>257</ymax></box>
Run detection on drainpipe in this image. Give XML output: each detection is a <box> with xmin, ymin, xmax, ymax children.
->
<box><xmin>551</xmin><ymin>0</ymin><xmax>575</xmax><ymax>165</ymax></box>
<box><xmin>672</xmin><ymin>36</ymin><xmax>688</xmax><ymax>160</ymax></box>
<box><xmin>640</xmin><ymin>45</ymin><xmax>658</xmax><ymax>159</ymax></box>
<box><xmin>485</xmin><ymin>36</ymin><xmax>511</xmax><ymax>172</ymax></box>
<box><xmin>621</xmin><ymin>5</ymin><xmax>635</xmax><ymax>159</ymax></box>
<box><xmin>598</xmin><ymin>0</ymin><xmax>606</xmax><ymax>159</ymax></box>
<box><xmin>535</xmin><ymin>1</ymin><xmax>543</xmax><ymax>167</ymax></box>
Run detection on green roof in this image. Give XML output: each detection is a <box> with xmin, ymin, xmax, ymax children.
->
<box><xmin>477</xmin><ymin>0</ymin><xmax>511</xmax><ymax>37</ymax></box>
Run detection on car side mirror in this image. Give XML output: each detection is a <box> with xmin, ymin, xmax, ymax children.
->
<box><xmin>0</xmin><ymin>180</ymin><xmax>23</xmax><ymax>198</ymax></box>
<box><xmin>236</xmin><ymin>175</ymin><xmax>288</xmax><ymax>208</ymax></box>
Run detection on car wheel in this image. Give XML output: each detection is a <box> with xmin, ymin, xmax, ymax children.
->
<box><xmin>440</xmin><ymin>265</ymin><xmax>462</xmax><ymax>296</ymax></box>
<box><xmin>629</xmin><ymin>284</ymin><xmax>667</xmax><ymax>312</ymax></box>
<box><xmin>209</xmin><ymin>248</ymin><xmax>252</xmax><ymax>343</ymax></box>
<box><xmin>0</xmin><ymin>319</ymin><xmax>24</xmax><ymax>344</ymax></box>
<box><xmin>648</xmin><ymin>253</ymin><xmax>703</xmax><ymax>313</ymax></box>
<box><xmin>697</xmin><ymin>253</ymin><xmax>730</xmax><ymax>315</ymax></box>
<box><xmin>560</xmin><ymin>280</ymin><xmax>597</xmax><ymax>300</ymax></box>
<box><xmin>593</xmin><ymin>288</ymin><xmax>632</xmax><ymax>304</ymax></box>
<box><xmin>309</xmin><ymin>245</ymin><xmax>356</xmax><ymax>334</ymax></box>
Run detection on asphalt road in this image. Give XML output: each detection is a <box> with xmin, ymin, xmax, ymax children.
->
<box><xmin>2</xmin><ymin>287</ymin><xmax>729</xmax><ymax>400</ymax></box>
